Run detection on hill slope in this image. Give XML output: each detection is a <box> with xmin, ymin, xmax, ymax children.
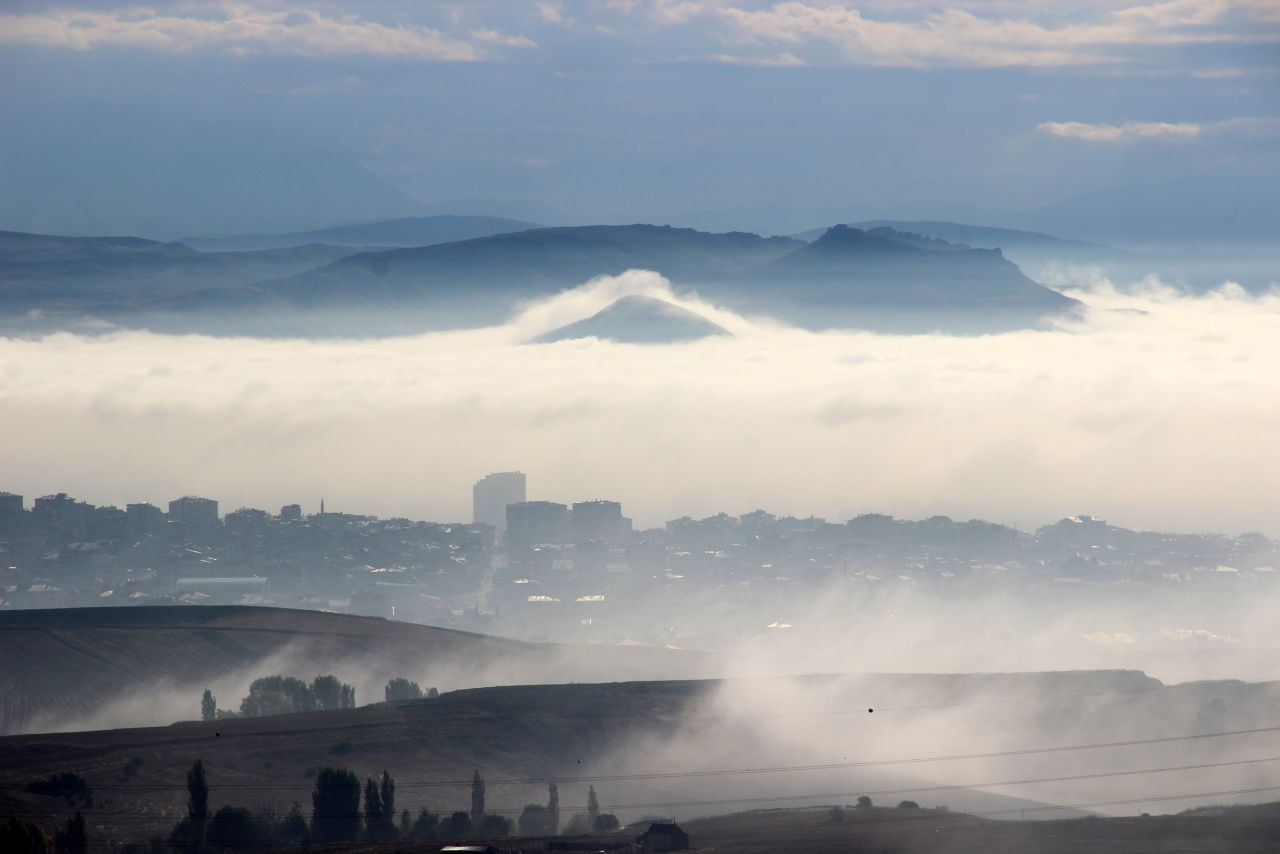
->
<box><xmin>734</xmin><ymin>225</ymin><xmax>1079</xmax><ymax>328</ymax></box>
<box><xmin>0</xmin><ymin>606</ymin><xmax>710</xmax><ymax>735</ymax></box>
<box><xmin>0</xmin><ymin>230</ymin><xmax>361</xmax><ymax>315</ymax></box>
<box><xmin>257</xmin><ymin>224</ymin><xmax>802</xmax><ymax>308</ymax></box>
<box><xmin>0</xmin><ymin>670</ymin><xmax>1221</xmax><ymax>847</ymax></box>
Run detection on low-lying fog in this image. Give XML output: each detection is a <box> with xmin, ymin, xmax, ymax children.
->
<box><xmin>2</xmin><ymin>267</ymin><xmax>1278</xmax><ymax>535</ymax></box>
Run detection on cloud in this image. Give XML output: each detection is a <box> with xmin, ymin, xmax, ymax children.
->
<box><xmin>1035</xmin><ymin>120</ymin><xmax>1203</xmax><ymax>141</ymax></box>
<box><xmin>0</xmin><ymin>3</ymin><xmax>531</xmax><ymax>61</ymax></box>
<box><xmin>1035</xmin><ymin>115</ymin><xmax>1280</xmax><ymax>142</ymax></box>
<box><xmin>2</xmin><ymin>269</ymin><xmax>1280</xmax><ymax>537</ymax></box>
<box><xmin>470</xmin><ymin>28</ymin><xmax>538</xmax><ymax>49</ymax></box>
<box><xmin>641</xmin><ymin>0</ymin><xmax>1279</xmax><ymax>68</ymax></box>
<box><xmin>707</xmin><ymin>50</ymin><xmax>805</xmax><ymax>66</ymax></box>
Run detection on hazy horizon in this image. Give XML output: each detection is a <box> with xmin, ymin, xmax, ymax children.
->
<box><xmin>3</xmin><ymin>266</ymin><xmax>1278</xmax><ymax>536</ymax></box>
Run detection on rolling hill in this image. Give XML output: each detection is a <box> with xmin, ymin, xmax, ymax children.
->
<box><xmin>0</xmin><ymin>223</ymin><xmax>1083</xmax><ymax>335</ymax></box>
<box><xmin>0</xmin><ymin>606</ymin><xmax>713</xmax><ymax>735</ymax></box>
<box><xmin>255</xmin><ymin>224</ymin><xmax>802</xmax><ymax>308</ymax></box>
<box><xmin>2</xmin><ymin>661</ymin><xmax>1276</xmax><ymax>850</ymax></box>
<box><xmin>0</xmin><ymin>230</ymin><xmax>361</xmax><ymax>317</ymax></box>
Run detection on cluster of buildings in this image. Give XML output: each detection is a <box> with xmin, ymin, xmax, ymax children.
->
<box><xmin>2</xmin><ymin>479</ymin><xmax>1277</xmax><ymax>648</ymax></box>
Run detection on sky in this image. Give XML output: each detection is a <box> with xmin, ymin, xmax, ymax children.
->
<box><xmin>1</xmin><ymin>0</ymin><xmax>1278</xmax><ymax>238</ymax></box>
<box><xmin>3</xmin><ymin>268</ymin><xmax>1279</xmax><ymax>536</ymax></box>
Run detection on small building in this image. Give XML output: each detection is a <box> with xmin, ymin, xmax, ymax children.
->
<box><xmin>637</xmin><ymin>822</ymin><xmax>689</xmax><ymax>852</ymax></box>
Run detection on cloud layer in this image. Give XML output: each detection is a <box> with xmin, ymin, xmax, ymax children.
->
<box><xmin>2</xmin><ymin>269</ymin><xmax>1279</xmax><ymax>535</ymax></box>
<box><xmin>3</xmin><ymin>1</ymin><xmax>1276</xmax><ymax>68</ymax></box>
<box><xmin>0</xmin><ymin>3</ymin><xmax>531</xmax><ymax>60</ymax></box>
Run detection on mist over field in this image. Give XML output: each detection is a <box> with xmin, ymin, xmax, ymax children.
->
<box><xmin>2</xmin><ymin>268</ymin><xmax>1277</xmax><ymax>536</ymax></box>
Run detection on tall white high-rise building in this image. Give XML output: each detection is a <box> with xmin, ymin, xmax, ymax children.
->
<box><xmin>472</xmin><ymin>471</ymin><xmax>526</xmax><ymax>541</ymax></box>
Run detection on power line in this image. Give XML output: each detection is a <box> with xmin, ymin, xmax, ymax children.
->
<box><xmin>8</xmin><ymin>723</ymin><xmax>1278</xmax><ymax>793</ymax></box>
<box><xmin>6</xmin><ymin>754</ymin><xmax>1279</xmax><ymax>818</ymax></box>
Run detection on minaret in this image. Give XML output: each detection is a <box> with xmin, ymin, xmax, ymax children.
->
<box><xmin>320</xmin><ymin>497</ymin><xmax>325</xmax><ymax>516</ymax></box>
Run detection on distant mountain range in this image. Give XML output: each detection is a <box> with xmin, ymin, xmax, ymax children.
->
<box><xmin>534</xmin><ymin>295</ymin><xmax>728</xmax><ymax>344</ymax></box>
<box><xmin>0</xmin><ymin>230</ymin><xmax>359</xmax><ymax>309</ymax></box>
<box><xmin>0</xmin><ymin>221</ymin><xmax>1083</xmax><ymax>335</ymax></box>
<box><xmin>180</xmin><ymin>214</ymin><xmax>541</xmax><ymax>252</ymax></box>
<box><xmin>258</xmin><ymin>224</ymin><xmax>802</xmax><ymax>308</ymax></box>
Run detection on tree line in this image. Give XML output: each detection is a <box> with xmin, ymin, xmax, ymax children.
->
<box><xmin>110</xmin><ymin>760</ymin><xmax>619</xmax><ymax>851</ymax></box>
<box><xmin>202</xmin><ymin>675</ymin><xmax>439</xmax><ymax>720</ymax></box>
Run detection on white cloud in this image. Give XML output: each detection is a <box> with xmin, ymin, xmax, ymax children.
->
<box><xmin>470</xmin><ymin>28</ymin><xmax>538</xmax><ymax>49</ymax></box>
<box><xmin>537</xmin><ymin>2</ymin><xmax>567</xmax><ymax>24</ymax></box>
<box><xmin>642</xmin><ymin>0</ymin><xmax>1279</xmax><ymax>68</ymax></box>
<box><xmin>708</xmin><ymin>50</ymin><xmax>805</xmax><ymax>66</ymax></box>
<box><xmin>1036</xmin><ymin>120</ymin><xmax>1203</xmax><ymax>141</ymax></box>
<box><xmin>2</xmin><ymin>270</ymin><xmax>1280</xmax><ymax>536</ymax></box>
<box><xmin>1035</xmin><ymin>115</ymin><xmax>1280</xmax><ymax>142</ymax></box>
<box><xmin>0</xmin><ymin>3</ymin><xmax>532</xmax><ymax>60</ymax></box>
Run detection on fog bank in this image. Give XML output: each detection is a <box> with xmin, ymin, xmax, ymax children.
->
<box><xmin>2</xmin><ymin>269</ymin><xmax>1278</xmax><ymax>534</ymax></box>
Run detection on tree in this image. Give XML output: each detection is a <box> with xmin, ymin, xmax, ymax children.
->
<box><xmin>242</xmin><ymin>676</ymin><xmax>313</xmax><ymax>716</ymax></box>
<box><xmin>470</xmin><ymin>769</ymin><xmax>485</xmax><ymax>819</ymax></box>
<box><xmin>517</xmin><ymin>804</ymin><xmax>553</xmax><ymax>837</ymax></box>
<box><xmin>593</xmin><ymin>813</ymin><xmax>620</xmax><ymax>833</ymax></box>
<box><xmin>201</xmin><ymin>689</ymin><xmax>216</xmax><ymax>722</ymax></box>
<box><xmin>587</xmin><ymin>785</ymin><xmax>600</xmax><ymax>825</ymax></box>
<box><xmin>379</xmin><ymin>770</ymin><xmax>396</xmax><ymax>837</ymax></box>
<box><xmin>439</xmin><ymin>811</ymin><xmax>472</xmax><ymax>840</ymax></box>
<box><xmin>0</xmin><ymin>817</ymin><xmax>50</xmax><ymax>854</ymax></box>
<box><xmin>563</xmin><ymin>813</ymin><xmax>592</xmax><ymax>835</ymax></box>
<box><xmin>206</xmin><ymin>807</ymin><xmax>257</xmax><ymax>850</ymax></box>
<box><xmin>897</xmin><ymin>800</ymin><xmax>920</xmax><ymax>809</ymax></box>
<box><xmin>53</xmin><ymin>812</ymin><xmax>86</xmax><ymax>854</ymax></box>
<box><xmin>311</xmin><ymin>767</ymin><xmax>361</xmax><ymax>843</ymax></box>
<box><xmin>312</xmin><ymin>675</ymin><xmax>346</xmax><ymax>711</ymax></box>
<box><xmin>409</xmin><ymin>808</ymin><xmax>438</xmax><ymax>839</ymax></box>
<box><xmin>385</xmin><ymin>677</ymin><xmax>423</xmax><ymax>702</ymax></box>
<box><xmin>170</xmin><ymin>761</ymin><xmax>209</xmax><ymax>853</ymax></box>
<box><xmin>856</xmin><ymin>795</ymin><xmax>873</xmax><ymax>810</ymax></box>
<box><xmin>25</xmin><ymin>773</ymin><xmax>92</xmax><ymax>808</ymax></box>
<box><xmin>475</xmin><ymin>814</ymin><xmax>513</xmax><ymax>837</ymax></box>
<box><xmin>277</xmin><ymin>804</ymin><xmax>308</xmax><ymax>846</ymax></box>
<box><xmin>548</xmin><ymin>782</ymin><xmax>560</xmax><ymax>835</ymax></box>
<box><xmin>363</xmin><ymin>778</ymin><xmax>383</xmax><ymax>840</ymax></box>
<box><xmin>399</xmin><ymin>810</ymin><xmax>411</xmax><ymax>837</ymax></box>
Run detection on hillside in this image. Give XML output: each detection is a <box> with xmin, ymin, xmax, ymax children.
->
<box><xmin>256</xmin><ymin>224</ymin><xmax>802</xmax><ymax>308</ymax></box>
<box><xmin>180</xmin><ymin>215</ymin><xmax>541</xmax><ymax>252</ymax></box>
<box><xmin>0</xmin><ymin>676</ymin><xmax>1177</xmax><ymax>850</ymax></box>
<box><xmin>532</xmin><ymin>295</ymin><xmax>728</xmax><ymax>344</ymax></box>
<box><xmin>0</xmin><ymin>223</ymin><xmax>1083</xmax><ymax>335</ymax></box>
<box><xmin>3</xmin><ymin>669</ymin><xmax>1278</xmax><ymax>850</ymax></box>
<box><xmin>734</xmin><ymin>225</ymin><xmax>1079</xmax><ymax>328</ymax></box>
<box><xmin>0</xmin><ymin>606</ymin><xmax>711</xmax><ymax>735</ymax></box>
<box><xmin>0</xmin><ymin>230</ymin><xmax>360</xmax><ymax>318</ymax></box>
<box><xmin>675</xmin><ymin>801</ymin><xmax>1280</xmax><ymax>853</ymax></box>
